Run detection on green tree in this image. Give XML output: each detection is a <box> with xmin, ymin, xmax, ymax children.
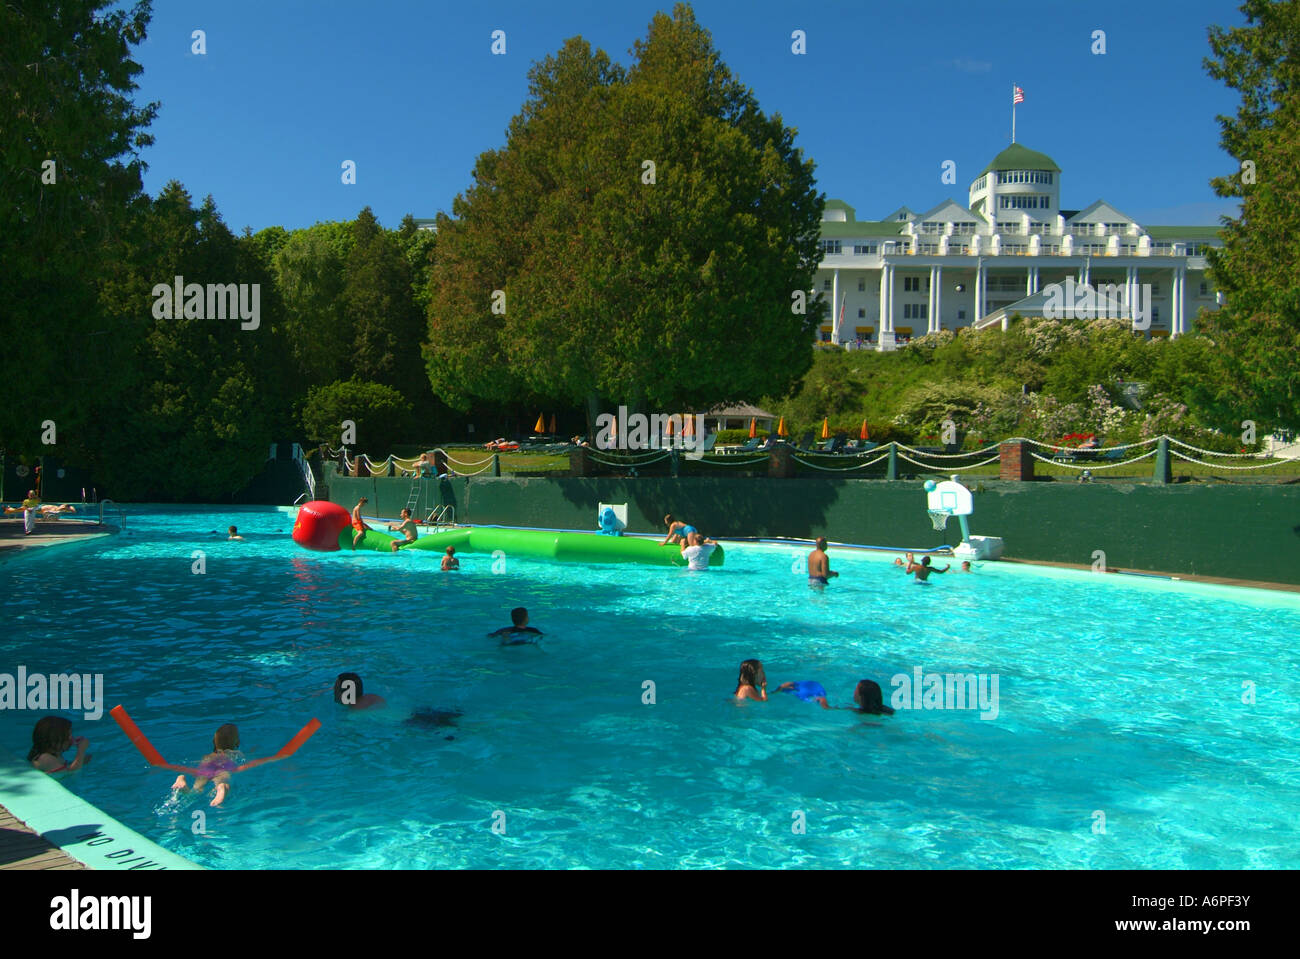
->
<box><xmin>300</xmin><ymin>379</ymin><xmax>412</xmax><ymax>457</ymax></box>
<box><xmin>0</xmin><ymin>0</ymin><xmax>157</xmax><ymax>451</ymax></box>
<box><xmin>424</xmin><ymin>4</ymin><xmax>823</xmax><ymax>426</ymax></box>
<box><xmin>272</xmin><ymin>221</ymin><xmax>355</xmax><ymax>388</ymax></box>
<box><xmin>1202</xmin><ymin>0</ymin><xmax>1300</xmax><ymax>430</ymax></box>
<box><xmin>343</xmin><ymin>208</ymin><xmax>428</xmax><ymax>410</ymax></box>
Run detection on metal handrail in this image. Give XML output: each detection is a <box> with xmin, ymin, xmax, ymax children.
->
<box><xmin>98</xmin><ymin>498</ymin><xmax>125</xmax><ymax>529</ymax></box>
<box><xmin>423</xmin><ymin>505</ymin><xmax>455</xmax><ymax>529</ymax></box>
<box><xmin>292</xmin><ymin>492</ymin><xmax>310</xmax><ymax>505</ymax></box>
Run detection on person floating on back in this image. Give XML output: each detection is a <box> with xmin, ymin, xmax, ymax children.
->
<box><xmin>28</xmin><ymin>716</ymin><xmax>91</xmax><ymax>773</ymax></box>
<box><xmin>350</xmin><ymin>497</ymin><xmax>370</xmax><ymax>550</ymax></box>
<box><xmin>334</xmin><ymin>672</ymin><xmax>386</xmax><ymax>709</ymax></box>
<box><xmin>734</xmin><ymin>659</ymin><xmax>768</xmax><ymax>701</ymax></box>
<box><xmin>906</xmin><ymin>554</ymin><xmax>950</xmax><ymax>582</ymax></box>
<box><xmin>441</xmin><ymin>546</ymin><xmax>459</xmax><ymax>570</ymax></box>
<box><xmin>680</xmin><ymin>530</ymin><xmax>717</xmax><ymax>570</ymax></box>
<box><xmin>388</xmin><ymin>509</ymin><xmax>419</xmax><ymax>551</ymax></box>
<box><xmin>808</xmin><ymin>537</ymin><xmax>839</xmax><ymax>587</ymax></box>
<box><xmin>489</xmin><ymin>607</ymin><xmax>543</xmax><ymax>645</ymax></box>
<box><xmin>662</xmin><ymin>513</ymin><xmax>697</xmax><ymax>545</ymax></box>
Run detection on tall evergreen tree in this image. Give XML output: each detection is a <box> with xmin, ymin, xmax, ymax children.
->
<box><xmin>0</xmin><ymin>0</ymin><xmax>157</xmax><ymax>452</ymax></box>
<box><xmin>424</xmin><ymin>3</ymin><xmax>823</xmax><ymax>425</ymax></box>
<box><xmin>1201</xmin><ymin>0</ymin><xmax>1300</xmax><ymax>430</ymax></box>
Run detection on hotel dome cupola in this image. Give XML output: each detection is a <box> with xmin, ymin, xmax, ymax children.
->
<box><xmin>968</xmin><ymin>144</ymin><xmax>1062</xmax><ymax>222</ymax></box>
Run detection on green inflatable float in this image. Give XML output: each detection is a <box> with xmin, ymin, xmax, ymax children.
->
<box><xmin>342</xmin><ymin>526</ymin><xmax>724</xmax><ymax>568</ymax></box>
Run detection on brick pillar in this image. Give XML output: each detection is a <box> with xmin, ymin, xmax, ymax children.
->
<box><xmin>769</xmin><ymin>444</ymin><xmax>796</xmax><ymax>478</ymax></box>
<box><xmin>432</xmin><ymin>449</ymin><xmax>448</xmax><ymax>476</ymax></box>
<box><xmin>999</xmin><ymin>440</ymin><xmax>1034</xmax><ymax>481</ymax></box>
<box><xmin>570</xmin><ymin>446</ymin><xmax>593</xmax><ymax>477</ymax></box>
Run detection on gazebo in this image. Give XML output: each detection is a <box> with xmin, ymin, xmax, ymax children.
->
<box><xmin>700</xmin><ymin>403</ymin><xmax>777</xmax><ymax>435</ymax></box>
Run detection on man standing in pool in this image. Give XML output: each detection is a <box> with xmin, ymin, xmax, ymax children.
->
<box><xmin>807</xmin><ymin>537</ymin><xmax>839</xmax><ymax>587</ymax></box>
<box><xmin>680</xmin><ymin>531</ymin><xmax>717</xmax><ymax>570</ymax></box>
<box><xmin>906</xmin><ymin>555</ymin><xmax>950</xmax><ymax>582</ymax></box>
<box><xmin>350</xmin><ymin>497</ymin><xmax>370</xmax><ymax>549</ymax></box>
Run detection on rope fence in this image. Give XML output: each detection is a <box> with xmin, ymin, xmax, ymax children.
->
<box><xmin>316</xmin><ymin>436</ymin><xmax>1299</xmax><ymax>482</ymax></box>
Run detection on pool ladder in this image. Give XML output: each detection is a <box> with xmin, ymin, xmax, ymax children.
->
<box><xmin>424</xmin><ymin>505</ymin><xmax>455</xmax><ymax>529</ymax></box>
<box><xmin>98</xmin><ymin>498</ymin><xmax>125</xmax><ymax>530</ymax></box>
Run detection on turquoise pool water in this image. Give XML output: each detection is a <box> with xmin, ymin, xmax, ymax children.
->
<box><xmin>2</xmin><ymin>505</ymin><xmax>1298</xmax><ymax>869</ymax></box>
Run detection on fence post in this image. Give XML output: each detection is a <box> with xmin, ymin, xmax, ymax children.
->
<box><xmin>432</xmin><ymin>449</ymin><xmax>448</xmax><ymax>476</ymax></box>
<box><xmin>492</xmin><ymin>453</ymin><xmax>501</xmax><ymax>477</ymax></box>
<box><xmin>886</xmin><ymin>443</ymin><xmax>898</xmax><ymax>481</ymax></box>
<box><xmin>670</xmin><ymin>449</ymin><xmax>680</xmax><ymax>478</ymax></box>
<box><xmin>1153</xmin><ymin>436</ymin><xmax>1172</xmax><ymax>484</ymax></box>
<box><xmin>569</xmin><ymin>446</ymin><xmax>593</xmax><ymax>477</ymax></box>
<box><xmin>769</xmin><ymin>444</ymin><xmax>796</xmax><ymax>478</ymax></box>
<box><xmin>999</xmin><ymin>440</ymin><xmax>1034</xmax><ymax>481</ymax></box>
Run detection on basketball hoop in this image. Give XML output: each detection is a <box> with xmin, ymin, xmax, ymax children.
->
<box><xmin>928</xmin><ymin>508</ymin><xmax>951</xmax><ymax>531</ymax></box>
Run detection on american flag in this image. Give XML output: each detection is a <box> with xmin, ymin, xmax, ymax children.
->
<box><xmin>1013</xmin><ymin>86</ymin><xmax>1025</xmax><ymax>104</ymax></box>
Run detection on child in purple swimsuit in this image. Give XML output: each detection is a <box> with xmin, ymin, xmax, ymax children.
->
<box><xmin>172</xmin><ymin>724</ymin><xmax>241</xmax><ymax>807</ymax></box>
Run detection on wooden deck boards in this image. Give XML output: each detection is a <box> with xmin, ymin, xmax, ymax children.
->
<box><xmin>0</xmin><ymin>804</ymin><xmax>88</xmax><ymax>870</ymax></box>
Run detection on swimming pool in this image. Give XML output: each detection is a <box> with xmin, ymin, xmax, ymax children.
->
<box><xmin>2</xmin><ymin>505</ymin><xmax>1298</xmax><ymax>869</ymax></box>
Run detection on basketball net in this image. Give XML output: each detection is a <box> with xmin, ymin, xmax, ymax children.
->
<box><xmin>928</xmin><ymin>509</ymin><xmax>951</xmax><ymax>531</ymax></box>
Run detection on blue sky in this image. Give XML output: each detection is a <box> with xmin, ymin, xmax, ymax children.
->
<box><xmin>127</xmin><ymin>0</ymin><xmax>1247</xmax><ymax>233</ymax></box>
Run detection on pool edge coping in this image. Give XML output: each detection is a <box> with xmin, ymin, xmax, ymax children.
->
<box><xmin>0</xmin><ymin>752</ymin><xmax>202</xmax><ymax>870</ymax></box>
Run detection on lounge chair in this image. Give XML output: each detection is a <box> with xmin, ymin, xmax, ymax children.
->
<box><xmin>731</xmin><ymin>437</ymin><xmax>763</xmax><ymax>455</ymax></box>
<box><xmin>795</xmin><ymin>431</ymin><xmax>815</xmax><ymax>451</ymax></box>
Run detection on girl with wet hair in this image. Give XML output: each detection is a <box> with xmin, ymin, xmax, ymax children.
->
<box><xmin>734</xmin><ymin>659</ymin><xmax>768</xmax><ymax>701</ymax></box>
<box><xmin>334</xmin><ymin>672</ymin><xmax>385</xmax><ymax>708</ymax></box>
<box><xmin>29</xmin><ymin>716</ymin><xmax>91</xmax><ymax>773</ymax></box>
<box><xmin>851</xmin><ymin>680</ymin><xmax>895</xmax><ymax>716</ymax></box>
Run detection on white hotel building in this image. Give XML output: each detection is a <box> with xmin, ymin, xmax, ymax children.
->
<box><xmin>816</xmin><ymin>143</ymin><xmax>1222</xmax><ymax>349</ymax></box>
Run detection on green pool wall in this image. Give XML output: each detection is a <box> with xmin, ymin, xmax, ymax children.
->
<box><xmin>320</xmin><ymin>471</ymin><xmax>1300</xmax><ymax>585</ymax></box>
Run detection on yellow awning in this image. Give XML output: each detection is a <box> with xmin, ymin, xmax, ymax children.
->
<box><xmin>855</xmin><ymin>326</ymin><xmax>874</xmax><ymax>333</ymax></box>
<box><xmin>895</xmin><ymin>326</ymin><xmax>914</xmax><ymax>335</ymax></box>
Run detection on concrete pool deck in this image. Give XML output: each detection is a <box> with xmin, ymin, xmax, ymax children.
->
<box><xmin>0</xmin><ymin>754</ymin><xmax>200</xmax><ymax>870</ymax></box>
<box><xmin>0</xmin><ymin>516</ymin><xmax>112</xmax><ymax>554</ymax></box>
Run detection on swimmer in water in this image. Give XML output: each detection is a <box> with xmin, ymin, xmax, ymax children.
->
<box><xmin>776</xmin><ymin>680</ymin><xmax>831</xmax><ymax>709</ymax></box>
<box><xmin>334</xmin><ymin>672</ymin><xmax>387</xmax><ymax>709</ymax></box>
<box><xmin>849</xmin><ymin>679</ymin><xmax>895</xmax><ymax>715</ymax></box>
<box><xmin>28</xmin><ymin>716</ymin><xmax>91</xmax><ymax>773</ymax></box>
<box><xmin>227</xmin><ymin>525</ymin><xmax>244</xmax><ymax>541</ymax></box>
<box><xmin>734</xmin><ymin>659</ymin><xmax>767</xmax><ymax>701</ymax></box>
<box><xmin>441</xmin><ymin>546</ymin><xmax>459</xmax><ymax>570</ymax></box>
<box><xmin>489</xmin><ymin>607</ymin><xmax>543</xmax><ymax>645</ymax></box>
<box><xmin>960</xmin><ymin>560</ymin><xmax>972</xmax><ymax>573</ymax></box>
<box><xmin>171</xmin><ymin>724</ymin><xmax>242</xmax><ymax>807</ymax></box>
<box><xmin>807</xmin><ymin>537</ymin><xmax>839</xmax><ymax>587</ymax></box>
<box><xmin>905</xmin><ymin>554</ymin><xmax>949</xmax><ymax>582</ymax></box>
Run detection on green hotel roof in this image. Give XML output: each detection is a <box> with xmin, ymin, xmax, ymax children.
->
<box><xmin>979</xmin><ymin>143</ymin><xmax>1061</xmax><ymax>175</ymax></box>
<box><xmin>1144</xmin><ymin>225</ymin><xmax>1223</xmax><ymax>240</ymax></box>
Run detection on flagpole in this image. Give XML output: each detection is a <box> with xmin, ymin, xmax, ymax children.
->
<box><xmin>1011</xmin><ymin>83</ymin><xmax>1016</xmax><ymax>143</ymax></box>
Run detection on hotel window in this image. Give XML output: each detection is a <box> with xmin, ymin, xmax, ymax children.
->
<box><xmin>1199</xmin><ymin>282</ymin><xmax>1208</xmax><ymax>296</ymax></box>
<box><xmin>819</xmin><ymin>240</ymin><xmax>842</xmax><ymax>255</ymax></box>
<box><xmin>957</xmin><ymin>310</ymin><xmax>967</xmax><ymax>320</ymax></box>
<box><xmin>1151</xmin><ymin>307</ymin><xmax>1160</xmax><ymax>323</ymax></box>
<box><xmin>919</xmin><ymin>243</ymin><xmax>939</xmax><ymax>254</ymax></box>
<box><xmin>1103</xmin><ymin>222</ymin><xmax>1128</xmax><ymax>233</ymax></box>
<box><xmin>997</xmin><ymin>221</ymin><xmax>1021</xmax><ymax>234</ymax></box>
<box><xmin>1152</xmin><ymin>242</ymin><xmax>1173</xmax><ymax>254</ymax></box>
<box><xmin>904</xmin><ymin>276</ymin><xmax>918</xmax><ymax>292</ymax></box>
<box><xmin>949</xmin><ymin>242</ymin><xmax>966</xmax><ymax>254</ymax></box>
<box><xmin>1151</xmin><ymin>283</ymin><xmax>1161</xmax><ymax>295</ymax></box>
<box><xmin>1070</xmin><ymin>224</ymin><xmax>1092</xmax><ymax>236</ymax></box>
<box><xmin>853</xmin><ymin>244</ymin><xmax>876</xmax><ymax>255</ymax></box>
<box><xmin>921</xmin><ymin>221</ymin><xmax>943</xmax><ymax>234</ymax></box>
<box><xmin>1185</xmin><ymin>243</ymin><xmax>1206</xmax><ymax>256</ymax></box>
<box><xmin>955</xmin><ymin>222</ymin><xmax>976</xmax><ymax>235</ymax></box>
<box><xmin>1120</xmin><ymin>244</ymin><xmax>1136</xmax><ymax>254</ymax></box>
<box><xmin>823</xmin><ymin>279</ymin><xmax>832</xmax><ymax>290</ymax></box>
<box><xmin>858</xmin><ymin>308</ymin><xmax>866</xmax><ymax>318</ymax></box>
<box><xmin>858</xmin><ymin>279</ymin><xmax>866</xmax><ymax>291</ymax></box>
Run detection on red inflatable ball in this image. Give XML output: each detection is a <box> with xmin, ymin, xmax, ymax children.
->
<box><xmin>292</xmin><ymin>500</ymin><xmax>352</xmax><ymax>552</ymax></box>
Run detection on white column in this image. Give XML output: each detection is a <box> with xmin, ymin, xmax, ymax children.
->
<box><xmin>1173</xmin><ymin>266</ymin><xmax>1186</xmax><ymax>336</ymax></box>
<box><xmin>931</xmin><ymin>266</ymin><xmax>943</xmax><ymax>332</ymax></box>
<box><xmin>831</xmin><ymin>268</ymin><xmax>840</xmax><ymax>342</ymax></box>
<box><xmin>975</xmin><ymin>262</ymin><xmax>986</xmax><ymax>322</ymax></box>
<box><xmin>1029</xmin><ymin>266</ymin><xmax>1040</xmax><ymax>294</ymax></box>
<box><xmin>878</xmin><ymin>263</ymin><xmax>896</xmax><ymax>351</ymax></box>
<box><xmin>877</xmin><ymin>263</ymin><xmax>887</xmax><ymax>338</ymax></box>
<box><xmin>1126</xmin><ymin>267</ymin><xmax>1136</xmax><ymax>321</ymax></box>
<box><xmin>1079</xmin><ymin>258</ymin><xmax>1090</xmax><ymax>288</ymax></box>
